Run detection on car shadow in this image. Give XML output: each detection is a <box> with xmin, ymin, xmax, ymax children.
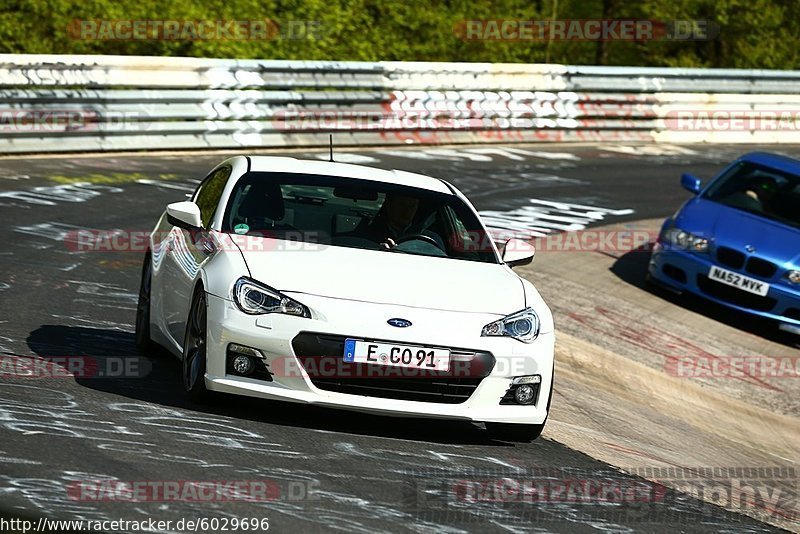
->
<box><xmin>26</xmin><ymin>325</ymin><xmax>524</xmax><ymax>446</ymax></box>
<box><xmin>609</xmin><ymin>246</ymin><xmax>800</xmax><ymax>348</ymax></box>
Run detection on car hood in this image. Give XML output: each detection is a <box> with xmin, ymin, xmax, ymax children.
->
<box><xmin>235</xmin><ymin>239</ymin><xmax>525</xmax><ymax>314</ymax></box>
<box><xmin>676</xmin><ymin>198</ymin><xmax>800</xmax><ymax>266</ymax></box>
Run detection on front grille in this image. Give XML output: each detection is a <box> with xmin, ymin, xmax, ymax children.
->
<box><xmin>716</xmin><ymin>247</ymin><xmax>746</xmax><ymax>269</ymax></box>
<box><xmin>745</xmin><ymin>257</ymin><xmax>778</xmax><ymax>279</ymax></box>
<box><xmin>697</xmin><ymin>275</ymin><xmax>777</xmax><ymax>312</ymax></box>
<box><xmin>311</xmin><ymin>377</ymin><xmax>483</xmax><ymax>404</ymax></box>
<box><xmin>291</xmin><ymin>332</ymin><xmax>495</xmax><ymax>404</ymax></box>
<box><xmin>716</xmin><ymin>246</ymin><xmax>778</xmax><ymax>280</ymax></box>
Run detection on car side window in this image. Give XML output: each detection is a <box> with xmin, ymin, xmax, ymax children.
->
<box><xmin>194</xmin><ymin>166</ymin><xmax>232</xmax><ymax>228</ymax></box>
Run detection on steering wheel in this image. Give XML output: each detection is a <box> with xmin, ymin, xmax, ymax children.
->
<box><xmin>395</xmin><ymin>233</ymin><xmax>445</xmax><ymax>251</ymax></box>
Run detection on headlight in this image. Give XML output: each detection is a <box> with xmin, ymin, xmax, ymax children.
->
<box><xmin>786</xmin><ymin>270</ymin><xmax>800</xmax><ymax>285</ymax></box>
<box><xmin>663</xmin><ymin>227</ymin><xmax>708</xmax><ymax>253</ymax></box>
<box><xmin>233</xmin><ymin>277</ymin><xmax>310</xmax><ymax>317</ymax></box>
<box><xmin>481</xmin><ymin>308</ymin><xmax>540</xmax><ymax>343</ymax></box>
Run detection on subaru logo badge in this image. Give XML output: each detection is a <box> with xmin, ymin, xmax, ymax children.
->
<box><xmin>387</xmin><ymin>318</ymin><xmax>412</xmax><ymax>328</ymax></box>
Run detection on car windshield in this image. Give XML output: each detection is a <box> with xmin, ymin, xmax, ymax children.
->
<box><xmin>222</xmin><ymin>172</ymin><xmax>499</xmax><ymax>264</ymax></box>
<box><xmin>703</xmin><ymin>161</ymin><xmax>800</xmax><ymax>229</ymax></box>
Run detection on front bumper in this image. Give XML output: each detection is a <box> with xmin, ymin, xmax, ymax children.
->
<box><xmin>204</xmin><ymin>293</ymin><xmax>555</xmax><ymax>424</ymax></box>
<box><xmin>648</xmin><ymin>244</ymin><xmax>800</xmax><ymax>328</ymax></box>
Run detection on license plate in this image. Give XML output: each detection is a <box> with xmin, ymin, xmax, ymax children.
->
<box><xmin>343</xmin><ymin>339</ymin><xmax>450</xmax><ymax>371</ymax></box>
<box><xmin>708</xmin><ymin>265</ymin><xmax>770</xmax><ymax>296</ymax></box>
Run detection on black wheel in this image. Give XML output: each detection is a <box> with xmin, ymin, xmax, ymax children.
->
<box><xmin>135</xmin><ymin>253</ymin><xmax>158</xmax><ymax>355</ymax></box>
<box><xmin>182</xmin><ymin>287</ymin><xmax>210</xmax><ymax>402</ymax></box>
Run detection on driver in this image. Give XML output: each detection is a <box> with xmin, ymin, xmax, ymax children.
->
<box><xmin>357</xmin><ymin>194</ymin><xmax>443</xmax><ymax>250</ymax></box>
<box><xmin>744</xmin><ymin>176</ymin><xmax>778</xmax><ymax>213</ymax></box>
<box><xmin>382</xmin><ymin>195</ymin><xmax>419</xmax><ymax>240</ymax></box>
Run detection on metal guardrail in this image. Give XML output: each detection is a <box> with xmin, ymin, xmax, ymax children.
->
<box><xmin>1</xmin><ymin>54</ymin><xmax>800</xmax><ymax>153</ymax></box>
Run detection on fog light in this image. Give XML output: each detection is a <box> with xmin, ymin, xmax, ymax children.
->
<box><xmin>787</xmin><ymin>270</ymin><xmax>800</xmax><ymax>285</ymax></box>
<box><xmin>514</xmin><ymin>384</ymin><xmax>536</xmax><ymax>405</ymax></box>
<box><xmin>232</xmin><ymin>354</ymin><xmax>254</xmax><ymax>376</ymax></box>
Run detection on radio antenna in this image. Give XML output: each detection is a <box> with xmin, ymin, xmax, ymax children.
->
<box><xmin>329</xmin><ymin>134</ymin><xmax>334</xmax><ymax>162</ymax></box>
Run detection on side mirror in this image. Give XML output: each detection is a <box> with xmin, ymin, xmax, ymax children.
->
<box><xmin>681</xmin><ymin>173</ymin><xmax>702</xmax><ymax>195</ymax></box>
<box><xmin>502</xmin><ymin>238</ymin><xmax>535</xmax><ymax>267</ymax></box>
<box><xmin>166</xmin><ymin>201</ymin><xmax>202</xmax><ymax>230</ymax></box>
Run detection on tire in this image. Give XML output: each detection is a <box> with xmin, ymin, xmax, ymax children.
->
<box><xmin>182</xmin><ymin>286</ymin><xmax>210</xmax><ymax>402</ymax></box>
<box><xmin>486</xmin><ymin>372</ymin><xmax>554</xmax><ymax>442</ymax></box>
<box><xmin>135</xmin><ymin>252</ymin><xmax>159</xmax><ymax>355</ymax></box>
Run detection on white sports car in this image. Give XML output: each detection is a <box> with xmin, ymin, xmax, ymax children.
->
<box><xmin>136</xmin><ymin>156</ymin><xmax>555</xmax><ymax>441</ymax></box>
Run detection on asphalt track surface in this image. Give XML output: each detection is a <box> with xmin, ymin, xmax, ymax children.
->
<box><xmin>1</xmin><ymin>143</ymin><xmax>799</xmax><ymax>533</ymax></box>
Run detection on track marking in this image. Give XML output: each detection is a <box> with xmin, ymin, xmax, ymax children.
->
<box><xmin>480</xmin><ymin>199</ymin><xmax>634</xmax><ymax>239</ymax></box>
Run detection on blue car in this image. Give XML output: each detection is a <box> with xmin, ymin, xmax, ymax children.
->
<box><xmin>648</xmin><ymin>152</ymin><xmax>800</xmax><ymax>335</ymax></box>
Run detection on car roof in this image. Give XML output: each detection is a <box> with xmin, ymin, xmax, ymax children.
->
<box><xmin>244</xmin><ymin>156</ymin><xmax>453</xmax><ymax>194</ymax></box>
<box><xmin>739</xmin><ymin>152</ymin><xmax>800</xmax><ymax>175</ymax></box>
